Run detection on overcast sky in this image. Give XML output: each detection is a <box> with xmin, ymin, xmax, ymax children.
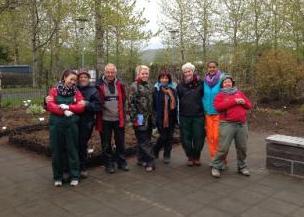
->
<box><xmin>136</xmin><ymin>0</ymin><xmax>163</xmax><ymax>50</ymax></box>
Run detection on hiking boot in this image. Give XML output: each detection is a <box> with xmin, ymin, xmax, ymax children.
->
<box><xmin>211</xmin><ymin>168</ymin><xmax>221</xmax><ymax>178</ymax></box>
<box><xmin>80</xmin><ymin>170</ymin><xmax>88</xmax><ymax>179</ymax></box>
<box><xmin>118</xmin><ymin>164</ymin><xmax>130</xmax><ymax>172</ymax></box>
<box><xmin>239</xmin><ymin>168</ymin><xmax>250</xmax><ymax>176</ymax></box>
<box><xmin>163</xmin><ymin>157</ymin><xmax>170</xmax><ymax>164</ymax></box>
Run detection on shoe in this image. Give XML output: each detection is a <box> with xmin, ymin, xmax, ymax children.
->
<box><xmin>163</xmin><ymin>157</ymin><xmax>170</xmax><ymax>164</ymax></box>
<box><xmin>187</xmin><ymin>159</ymin><xmax>194</xmax><ymax>167</ymax></box>
<box><xmin>54</xmin><ymin>180</ymin><xmax>62</xmax><ymax>187</ymax></box>
<box><xmin>105</xmin><ymin>166</ymin><xmax>115</xmax><ymax>174</ymax></box>
<box><xmin>211</xmin><ymin>168</ymin><xmax>221</xmax><ymax>178</ymax></box>
<box><xmin>137</xmin><ymin>161</ymin><xmax>147</xmax><ymax>167</ymax></box>
<box><xmin>239</xmin><ymin>168</ymin><xmax>250</xmax><ymax>176</ymax></box>
<box><xmin>193</xmin><ymin>160</ymin><xmax>201</xmax><ymax>166</ymax></box>
<box><xmin>80</xmin><ymin>170</ymin><xmax>88</xmax><ymax>178</ymax></box>
<box><xmin>118</xmin><ymin>164</ymin><xmax>129</xmax><ymax>172</ymax></box>
<box><xmin>145</xmin><ymin>166</ymin><xmax>154</xmax><ymax>172</ymax></box>
<box><xmin>70</xmin><ymin>180</ymin><xmax>79</xmax><ymax>186</ymax></box>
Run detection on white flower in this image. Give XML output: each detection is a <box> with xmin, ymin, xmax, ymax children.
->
<box><xmin>2</xmin><ymin>126</ymin><xmax>7</xmax><ymax>130</ymax></box>
<box><xmin>87</xmin><ymin>148</ymin><xmax>94</xmax><ymax>154</ymax></box>
<box><xmin>24</xmin><ymin>103</ymin><xmax>28</xmax><ymax>107</ymax></box>
<box><xmin>23</xmin><ymin>100</ymin><xmax>27</xmax><ymax>104</ymax></box>
<box><xmin>38</xmin><ymin>117</ymin><xmax>45</xmax><ymax>121</ymax></box>
<box><xmin>27</xmin><ymin>100</ymin><xmax>31</xmax><ymax>103</ymax></box>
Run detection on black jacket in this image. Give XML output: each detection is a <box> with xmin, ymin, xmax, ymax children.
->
<box><xmin>177</xmin><ymin>76</ymin><xmax>204</xmax><ymax>117</ymax></box>
<box><xmin>78</xmin><ymin>85</ymin><xmax>102</xmax><ymax>120</ymax></box>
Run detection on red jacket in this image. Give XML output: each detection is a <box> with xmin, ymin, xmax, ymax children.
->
<box><xmin>95</xmin><ymin>79</ymin><xmax>126</xmax><ymax>132</ymax></box>
<box><xmin>214</xmin><ymin>90</ymin><xmax>252</xmax><ymax>123</ymax></box>
<box><xmin>47</xmin><ymin>87</ymin><xmax>85</xmax><ymax>116</ymax></box>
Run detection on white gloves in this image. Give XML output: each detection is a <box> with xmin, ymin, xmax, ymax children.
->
<box><xmin>59</xmin><ymin>104</ymin><xmax>69</xmax><ymax>110</ymax></box>
<box><xmin>64</xmin><ymin>110</ymin><xmax>74</xmax><ymax>117</ymax></box>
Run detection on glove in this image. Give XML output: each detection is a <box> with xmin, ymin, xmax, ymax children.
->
<box><xmin>59</xmin><ymin>104</ymin><xmax>69</xmax><ymax>110</ymax></box>
<box><xmin>64</xmin><ymin>110</ymin><xmax>74</xmax><ymax>117</ymax></box>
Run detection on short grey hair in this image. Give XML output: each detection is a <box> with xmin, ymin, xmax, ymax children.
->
<box><xmin>182</xmin><ymin>62</ymin><xmax>195</xmax><ymax>72</ymax></box>
<box><xmin>105</xmin><ymin>63</ymin><xmax>117</xmax><ymax>72</ymax></box>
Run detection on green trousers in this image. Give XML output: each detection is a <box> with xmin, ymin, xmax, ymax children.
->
<box><xmin>179</xmin><ymin>116</ymin><xmax>205</xmax><ymax>160</ymax></box>
<box><xmin>49</xmin><ymin>115</ymin><xmax>80</xmax><ymax>181</ymax></box>
<box><xmin>212</xmin><ymin>122</ymin><xmax>248</xmax><ymax>170</ymax></box>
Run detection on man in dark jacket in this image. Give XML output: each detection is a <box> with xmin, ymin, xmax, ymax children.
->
<box><xmin>77</xmin><ymin>70</ymin><xmax>102</xmax><ymax>178</ymax></box>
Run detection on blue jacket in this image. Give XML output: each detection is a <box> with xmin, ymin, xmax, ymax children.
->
<box><xmin>202</xmin><ymin>73</ymin><xmax>224</xmax><ymax>115</ymax></box>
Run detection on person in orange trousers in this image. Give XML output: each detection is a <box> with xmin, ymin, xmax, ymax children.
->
<box><xmin>202</xmin><ymin>61</ymin><xmax>224</xmax><ymax>160</ymax></box>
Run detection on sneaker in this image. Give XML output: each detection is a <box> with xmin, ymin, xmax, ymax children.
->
<box><xmin>239</xmin><ymin>168</ymin><xmax>250</xmax><ymax>176</ymax></box>
<box><xmin>145</xmin><ymin>166</ymin><xmax>154</xmax><ymax>172</ymax></box>
<box><xmin>70</xmin><ymin>180</ymin><xmax>79</xmax><ymax>186</ymax></box>
<box><xmin>54</xmin><ymin>180</ymin><xmax>62</xmax><ymax>187</ymax></box>
<box><xmin>80</xmin><ymin>170</ymin><xmax>88</xmax><ymax>178</ymax></box>
<box><xmin>163</xmin><ymin>157</ymin><xmax>170</xmax><ymax>164</ymax></box>
<box><xmin>137</xmin><ymin>161</ymin><xmax>147</xmax><ymax>167</ymax></box>
<box><xmin>211</xmin><ymin>168</ymin><xmax>221</xmax><ymax>178</ymax></box>
<box><xmin>118</xmin><ymin>164</ymin><xmax>129</xmax><ymax>172</ymax></box>
<box><xmin>105</xmin><ymin>166</ymin><xmax>115</xmax><ymax>174</ymax></box>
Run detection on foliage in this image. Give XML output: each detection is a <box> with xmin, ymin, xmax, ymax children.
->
<box><xmin>255</xmin><ymin>49</ymin><xmax>304</xmax><ymax>102</ymax></box>
<box><xmin>26</xmin><ymin>104</ymin><xmax>46</xmax><ymax>116</ymax></box>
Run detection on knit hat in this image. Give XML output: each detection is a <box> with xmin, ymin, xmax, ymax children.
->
<box><xmin>220</xmin><ymin>74</ymin><xmax>235</xmax><ymax>88</ymax></box>
<box><xmin>78</xmin><ymin>69</ymin><xmax>91</xmax><ymax>79</ymax></box>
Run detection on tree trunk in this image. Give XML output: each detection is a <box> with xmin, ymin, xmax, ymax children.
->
<box><xmin>95</xmin><ymin>0</ymin><xmax>105</xmax><ymax>76</ymax></box>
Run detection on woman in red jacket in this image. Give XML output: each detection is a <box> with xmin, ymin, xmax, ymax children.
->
<box><xmin>47</xmin><ymin>69</ymin><xmax>85</xmax><ymax>186</ymax></box>
<box><xmin>211</xmin><ymin>74</ymin><xmax>252</xmax><ymax>178</ymax></box>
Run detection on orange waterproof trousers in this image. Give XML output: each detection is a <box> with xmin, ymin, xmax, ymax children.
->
<box><xmin>205</xmin><ymin>115</ymin><xmax>220</xmax><ymax>160</ymax></box>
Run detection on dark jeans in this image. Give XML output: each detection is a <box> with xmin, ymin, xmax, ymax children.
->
<box><xmin>79</xmin><ymin>118</ymin><xmax>94</xmax><ymax>171</ymax></box>
<box><xmin>101</xmin><ymin>120</ymin><xmax>127</xmax><ymax>168</ymax></box>
<box><xmin>154</xmin><ymin>127</ymin><xmax>174</xmax><ymax>158</ymax></box>
<box><xmin>135</xmin><ymin>128</ymin><xmax>154</xmax><ymax>166</ymax></box>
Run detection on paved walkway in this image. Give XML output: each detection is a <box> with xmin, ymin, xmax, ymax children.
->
<box><xmin>0</xmin><ymin>132</ymin><xmax>304</xmax><ymax>217</ymax></box>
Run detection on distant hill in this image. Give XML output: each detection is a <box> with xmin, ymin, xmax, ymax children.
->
<box><xmin>140</xmin><ymin>48</ymin><xmax>164</xmax><ymax>64</ymax></box>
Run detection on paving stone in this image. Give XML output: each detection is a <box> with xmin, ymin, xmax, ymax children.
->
<box><xmin>272</xmin><ymin>190</ymin><xmax>304</xmax><ymax>206</ymax></box>
<box><xmin>254</xmin><ymin>198</ymin><xmax>299</xmax><ymax>216</ymax></box>
<box><xmin>241</xmin><ymin>206</ymin><xmax>285</xmax><ymax>217</ymax></box>
<box><xmin>208</xmin><ymin>197</ymin><xmax>252</xmax><ymax>216</ymax></box>
<box><xmin>190</xmin><ymin>207</ymin><xmax>234</xmax><ymax>217</ymax></box>
<box><xmin>291</xmin><ymin>207</ymin><xmax>304</xmax><ymax>217</ymax></box>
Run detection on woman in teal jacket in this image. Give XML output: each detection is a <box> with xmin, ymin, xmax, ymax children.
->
<box><xmin>202</xmin><ymin>61</ymin><xmax>224</xmax><ymax>160</ymax></box>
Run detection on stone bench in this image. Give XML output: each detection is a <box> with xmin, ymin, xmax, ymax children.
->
<box><xmin>266</xmin><ymin>134</ymin><xmax>304</xmax><ymax>177</ymax></box>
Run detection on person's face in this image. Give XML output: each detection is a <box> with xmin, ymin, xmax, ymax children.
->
<box><xmin>183</xmin><ymin>69</ymin><xmax>194</xmax><ymax>82</ymax></box>
<box><xmin>160</xmin><ymin>75</ymin><xmax>169</xmax><ymax>85</ymax></box>
<box><xmin>78</xmin><ymin>74</ymin><xmax>90</xmax><ymax>86</ymax></box>
<box><xmin>64</xmin><ymin>74</ymin><xmax>77</xmax><ymax>87</ymax></box>
<box><xmin>222</xmin><ymin>79</ymin><xmax>233</xmax><ymax>88</ymax></box>
<box><xmin>105</xmin><ymin>66</ymin><xmax>116</xmax><ymax>81</ymax></box>
<box><xmin>207</xmin><ymin>63</ymin><xmax>218</xmax><ymax>74</ymax></box>
<box><xmin>138</xmin><ymin>69</ymin><xmax>149</xmax><ymax>82</ymax></box>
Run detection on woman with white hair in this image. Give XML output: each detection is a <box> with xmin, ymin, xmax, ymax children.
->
<box><xmin>177</xmin><ymin>63</ymin><xmax>205</xmax><ymax>166</ymax></box>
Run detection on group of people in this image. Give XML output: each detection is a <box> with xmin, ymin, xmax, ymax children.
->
<box><xmin>46</xmin><ymin>61</ymin><xmax>252</xmax><ymax>187</ymax></box>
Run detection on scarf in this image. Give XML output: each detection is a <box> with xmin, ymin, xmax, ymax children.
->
<box><xmin>221</xmin><ymin>87</ymin><xmax>238</xmax><ymax>95</ymax></box>
<box><xmin>204</xmin><ymin>70</ymin><xmax>221</xmax><ymax>87</ymax></box>
<box><xmin>182</xmin><ymin>74</ymin><xmax>200</xmax><ymax>88</ymax></box>
<box><xmin>56</xmin><ymin>81</ymin><xmax>77</xmax><ymax>97</ymax></box>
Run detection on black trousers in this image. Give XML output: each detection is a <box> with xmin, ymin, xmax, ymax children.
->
<box><xmin>135</xmin><ymin>128</ymin><xmax>154</xmax><ymax>166</ymax></box>
<box><xmin>154</xmin><ymin>126</ymin><xmax>174</xmax><ymax>158</ymax></box>
<box><xmin>78</xmin><ymin>118</ymin><xmax>94</xmax><ymax>171</ymax></box>
<box><xmin>101</xmin><ymin>120</ymin><xmax>127</xmax><ymax>168</ymax></box>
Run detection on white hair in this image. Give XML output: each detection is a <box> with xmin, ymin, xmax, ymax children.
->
<box><xmin>182</xmin><ymin>62</ymin><xmax>195</xmax><ymax>72</ymax></box>
<box><xmin>105</xmin><ymin>63</ymin><xmax>117</xmax><ymax>72</ymax></box>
